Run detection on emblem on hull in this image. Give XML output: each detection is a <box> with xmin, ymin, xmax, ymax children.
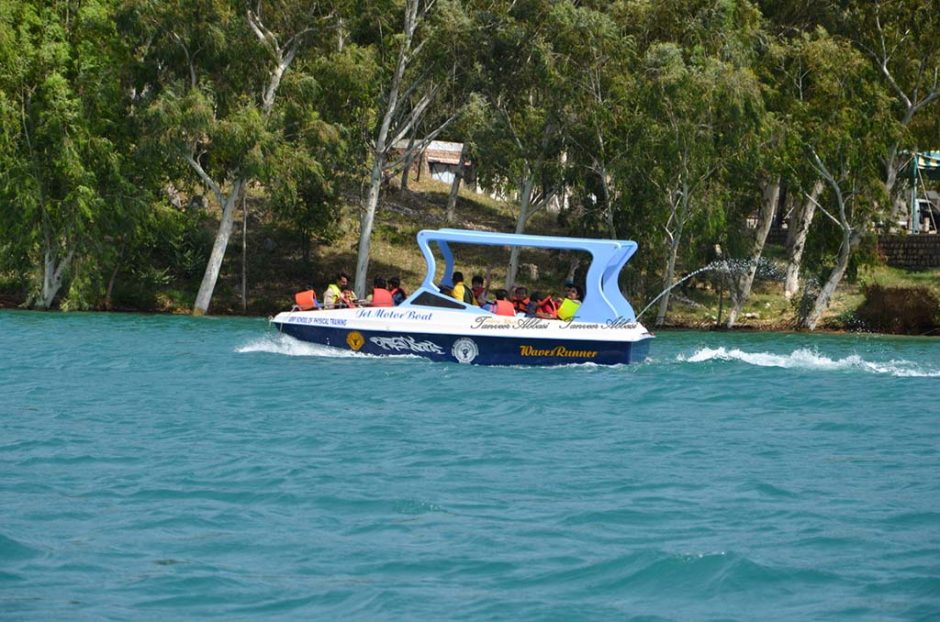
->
<box><xmin>452</xmin><ymin>337</ymin><xmax>479</xmax><ymax>364</ymax></box>
<box><xmin>346</xmin><ymin>331</ymin><xmax>365</xmax><ymax>351</ymax></box>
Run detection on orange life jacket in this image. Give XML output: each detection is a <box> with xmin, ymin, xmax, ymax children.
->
<box><xmin>513</xmin><ymin>297</ymin><xmax>530</xmax><ymax>314</ymax></box>
<box><xmin>294</xmin><ymin>289</ymin><xmax>318</xmax><ymax>310</ymax></box>
<box><xmin>494</xmin><ymin>299</ymin><xmax>515</xmax><ymax>316</ymax></box>
<box><xmin>371</xmin><ymin>287</ymin><xmax>393</xmax><ymax>307</ymax></box>
<box><xmin>537</xmin><ymin>296</ymin><xmax>557</xmax><ymax>318</ymax></box>
<box><xmin>389</xmin><ymin>287</ymin><xmax>404</xmax><ymax>305</ymax></box>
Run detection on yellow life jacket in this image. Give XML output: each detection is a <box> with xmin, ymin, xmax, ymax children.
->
<box><xmin>557</xmin><ymin>298</ymin><xmax>581</xmax><ymax>321</ymax></box>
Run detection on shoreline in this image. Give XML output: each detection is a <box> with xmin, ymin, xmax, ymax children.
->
<box><xmin>2</xmin><ymin>303</ymin><xmax>936</xmax><ymax>338</ymax></box>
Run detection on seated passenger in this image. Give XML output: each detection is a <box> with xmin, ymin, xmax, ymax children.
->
<box><xmin>512</xmin><ymin>286</ymin><xmax>535</xmax><ymax>317</ymax></box>
<box><xmin>388</xmin><ymin>276</ymin><xmax>407</xmax><ymax>306</ymax></box>
<box><xmin>324</xmin><ymin>271</ymin><xmax>351</xmax><ymax>309</ymax></box>
<box><xmin>471</xmin><ymin>273</ymin><xmax>489</xmax><ymax>306</ymax></box>
<box><xmin>293</xmin><ymin>289</ymin><xmax>319</xmax><ymax>311</ymax></box>
<box><xmin>530</xmin><ymin>291</ymin><xmax>557</xmax><ymax>319</ymax></box>
<box><xmin>369</xmin><ymin>276</ymin><xmax>393</xmax><ymax>307</ymax></box>
<box><xmin>492</xmin><ymin>289</ymin><xmax>515</xmax><ymax>316</ymax></box>
<box><xmin>338</xmin><ymin>284</ymin><xmax>359</xmax><ymax>308</ymax></box>
<box><xmin>450</xmin><ymin>271</ymin><xmax>475</xmax><ymax>305</ymax></box>
<box><xmin>556</xmin><ymin>282</ymin><xmax>582</xmax><ymax>321</ymax></box>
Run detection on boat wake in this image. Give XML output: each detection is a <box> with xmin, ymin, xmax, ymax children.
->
<box><xmin>237</xmin><ymin>333</ymin><xmax>371</xmax><ymax>358</ymax></box>
<box><xmin>237</xmin><ymin>333</ymin><xmax>423</xmax><ymax>360</ymax></box>
<box><xmin>678</xmin><ymin>347</ymin><xmax>940</xmax><ymax>378</ymax></box>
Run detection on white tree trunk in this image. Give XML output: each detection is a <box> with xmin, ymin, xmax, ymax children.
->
<box><xmin>506</xmin><ymin>175</ymin><xmax>535</xmax><ymax>289</ymax></box>
<box><xmin>38</xmin><ymin>244</ymin><xmax>73</xmax><ymax>310</ymax></box>
<box><xmin>727</xmin><ymin>177</ymin><xmax>780</xmax><ymax>328</ymax></box>
<box><xmin>784</xmin><ymin>180</ymin><xmax>823</xmax><ymax>300</ymax></box>
<box><xmin>800</xmin><ymin>230</ymin><xmax>858</xmax><ymax>330</ymax></box>
<box><xmin>356</xmin><ymin>155</ymin><xmax>386</xmax><ymax>298</ymax></box>
<box><xmin>655</xmin><ymin>237</ymin><xmax>680</xmax><ymax>327</ymax></box>
<box><xmin>193</xmin><ymin>180</ymin><xmax>244</xmax><ymax>315</ymax></box>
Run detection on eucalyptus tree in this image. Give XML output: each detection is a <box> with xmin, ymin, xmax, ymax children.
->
<box><xmin>131</xmin><ymin>0</ymin><xmax>338</xmax><ymax>315</ymax></box>
<box><xmin>556</xmin><ymin>1</ymin><xmax>638</xmax><ymax>240</ymax></box>
<box><xmin>843</xmin><ymin>1</ymin><xmax>940</xmax><ymax>203</ymax></box>
<box><xmin>783</xmin><ymin>31</ymin><xmax>895</xmax><ymax>330</ymax></box>
<box><xmin>351</xmin><ymin>0</ymin><xmax>474</xmax><ymax>297</ymax></box>
<box><xmin>628</xmin><ymin>0</ymin><xmax>765</xmax><ymax>327</ymax></box>
<box><xmin>0</xmin><ymin>0</ymin><xmax>150</xmax><ymax>309</ymax></box>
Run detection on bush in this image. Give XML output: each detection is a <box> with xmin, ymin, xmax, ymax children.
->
<box><xmin>855</xmin><ymin>285</ymin><xmax>939</xmax><ymax>334</ymax></box>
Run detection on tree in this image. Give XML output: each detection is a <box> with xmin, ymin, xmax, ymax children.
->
<box><xmin>788</xmin><ymin>31</ymin><xmax>894</xmax><ymax>330</ymax></box>
<box><xmin>0</xmin><ymin>0</ymin><xmax>149</xmax><ymax>309</ymax></box>
<box><xmin>132</xmin><ymin>0</ymin><xmax>335</xmax><ymax>314</ymax></box>
<box><xmin>352</xmin><ymin>0</ymin><xmax>471</xmax><ymax>297</ymax></box>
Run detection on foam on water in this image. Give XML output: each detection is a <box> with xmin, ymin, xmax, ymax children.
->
<box><xmin>679</xmin><ymin>346</ymin><xmax>940</xmax><ymax>377</ymax></box>
<box><xmin>236</xmin><ymin>333</ymin><xmax>370</xmax><ymax>358</ymax></box>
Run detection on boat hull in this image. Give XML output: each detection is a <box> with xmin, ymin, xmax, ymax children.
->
<box><xmin>273</xmin><ymin>321</ymin><xmax>651</xmax><ymax>366</ymax></box>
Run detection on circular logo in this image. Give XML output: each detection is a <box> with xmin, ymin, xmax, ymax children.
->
<box><xmin>451</xmin><ymin>337</ymin><xmax>478</xmax><ymax>364</ymax></box>
<box><xmin>346</xmin><ymin>331</ymin><xmax>365</xmax><ymax>351</ymax></box>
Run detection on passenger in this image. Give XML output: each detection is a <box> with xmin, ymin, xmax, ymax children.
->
<box><xmin>512</xmin><ymin>286</ymin><xmax>535</xmax><ymax>317</ymax></box>
<box><xmin>557</xmin><ymin>281</ymin><xmax>582</xmax><ymax>321</ymax></box>
<box><xmin>471</xmin><ymin>273</ymin><xmax>489</xmax><ymax>306</ymax></box>
<box><xmin>369</xmin><ymin>276</ymin><xmax>393</xmax><ymax>307</ymax></box>
<box><xmin>531</xmin><ymin>290</ymin><xmax>557</xmax><ymax>319</ymax></box>
<box><xmin>388</xmin><ymin>276</ymin><xmax>407</xmax><ymax>306</ymax></box>
<box><xmin>323</xmin><ymin>271</ymin><xmax>351</xmax><ymax>309</ymax></box>
<box><xmin>450</xmin><ymin>271</ymin><xmax>475</xmax><ymax>305</ymax></box>
<box><xmin>492</xmin><ymin>289</ymin><xmax>515</xmax><ymax>316</ymax></box>
<box><xmin>338</xmin><ymin>284</ymin><xmax>359</xmax><ymax>308</ymax></box>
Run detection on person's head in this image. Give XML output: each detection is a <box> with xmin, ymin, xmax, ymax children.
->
<box><xmin>531</xmin><ymin>290</ymin><xmax>544</xmax><ymax>303</ymax></box>
<box><xmin>494</xmin><ymin>288</ymin><xmax>509</xmax><ymax>301</ymax></box>
<box><xmin>452</xmin><ymin>271</ymin><xmax>465</xmax><ymax>284</ymax></box>
<box><xmin>373</xmin><ymin>275</ymin><xmax>387</xmax><ymax>289</ymax></box>
<box><xmin>388</xmin><ymin>276</ymin><xmax>400</xmax><ymax>289</ymax></box>
<box><xmin>471</xmin><ymin>275</ymin><xmax>484</xmax><ymax>287</ymax></box>
<box><xmin>337</xmin><ymin>271</ymin><xmax>351</xmax><ymax>288</ymax></box>
<box><xmin>564</xmin><ymin>281</ymin><xmax>582</xmax><ymax>300</ymax></box>
<box><xmin>513</xmin><ymin>286</ymin><xmax>528</xmax><ymax>300</ymax></box>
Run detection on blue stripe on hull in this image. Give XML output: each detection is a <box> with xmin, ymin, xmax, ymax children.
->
<box><xmin>273</xmin><ymin>323</ymin><xmax>650</xmax><ymax>366</ymax></box>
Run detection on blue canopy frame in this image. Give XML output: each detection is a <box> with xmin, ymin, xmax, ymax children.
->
<box><xmin>405</xmin><ymin>228</ymin><xmax>640</xmax><ymax>322</ymax></box>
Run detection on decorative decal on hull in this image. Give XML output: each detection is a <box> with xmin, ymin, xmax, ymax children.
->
<box><xmin>519</xmin><ymin>345</ymin><xmax>598</xmax><ymax>358</ymax></box>
<box><xmin>451</xmin><ymin>338</ymin><xmax>479</xmax><ymax>364</ymax></box>
<box><xmin>346</xmin><ymin>331</ymin><xmax>365</xmax><ymax>351</ymax></box>
<box><xmin>369</xmin><ymin>336</ymin><xmax>444</xmax><ymax>354</ymax></box>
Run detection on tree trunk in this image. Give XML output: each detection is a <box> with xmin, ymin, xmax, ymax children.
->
<box><xmin>598</xmin><ymin>167</ymin><xmax>617</xmax><ymax>239</ymax></box>
<box><xmin>655</xmin><ymin>236</ymin><xmax>680</xmax><ymax>327</ymax></box>
<box><xmin>356</xmin><ymin>154</ymin><xmax>386</xmax><ymax>298</ymax></box>
<box><xmin>727</xmin><ymin>177</ymin><xmax>780</xmax><ymax>328</ymax></box>
<box><xmin>506</xmin><ymin>174</ymin><xmax>535</xmax><ymax>289</ymax></box>
<box><xmin>800</xmin><ymin>230</ymin><xmax>859</xmax><ymax>330</ymax></box>
<box><xmin>38</xmin><ymin>245</ymin><xmax>73</xmax><ymax>310</ymax></box>
<box><xmin>784</xmin><ymin>180</ymin><xmax>823</xmax><ymax>300</ymax></box>
<box><xmin>241</xmin><ymin>192</ymin><xmax>248</xmax><ymax>313</ymax></box>
<box><xmin>193</xmin><ymin>180</ymin><xmax>244</xmax><ymax>315</ymax></box>
<box><xmin>445</xmin><ymin>144</ymin><xmax>467</xmax><ymax>224</ymax></box>
<box><xmin>400</xmin><ymin>131</ymin><xmax>417</xmax><ymax>191</ymax></box>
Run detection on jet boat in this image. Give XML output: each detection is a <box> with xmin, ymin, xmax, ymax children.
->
<box><xmin>270</xmin><ymin>229</ymin><xmax>652</xmax><ymax>365</ymax></box>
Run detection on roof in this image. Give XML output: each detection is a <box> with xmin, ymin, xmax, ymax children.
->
<box><xmin>391</xmin><ymin>140</ymin><xmax>464</xmax><ymax>165</ymax></box>
<box><xmin>412</xmin><ymin>228</ymin><xmax>640</xmax><ymax>322</ymax></box>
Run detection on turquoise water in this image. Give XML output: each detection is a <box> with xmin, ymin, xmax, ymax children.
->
<box><xmin>1</xmin><ymin>310</ymin><xmax>938</xmax><ymax>620</ymax></box>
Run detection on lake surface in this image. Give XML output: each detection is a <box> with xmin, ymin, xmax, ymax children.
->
<box><xmin>1</xmin><ymin>310</ymin><xmax>938</xmax><ymax>620</ymax></box>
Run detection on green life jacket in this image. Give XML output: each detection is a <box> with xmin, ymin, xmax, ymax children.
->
<box><xmin>557</xmin><ymin>298</ymin><xmax>581</xmax><ymax>321</ymax></box>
